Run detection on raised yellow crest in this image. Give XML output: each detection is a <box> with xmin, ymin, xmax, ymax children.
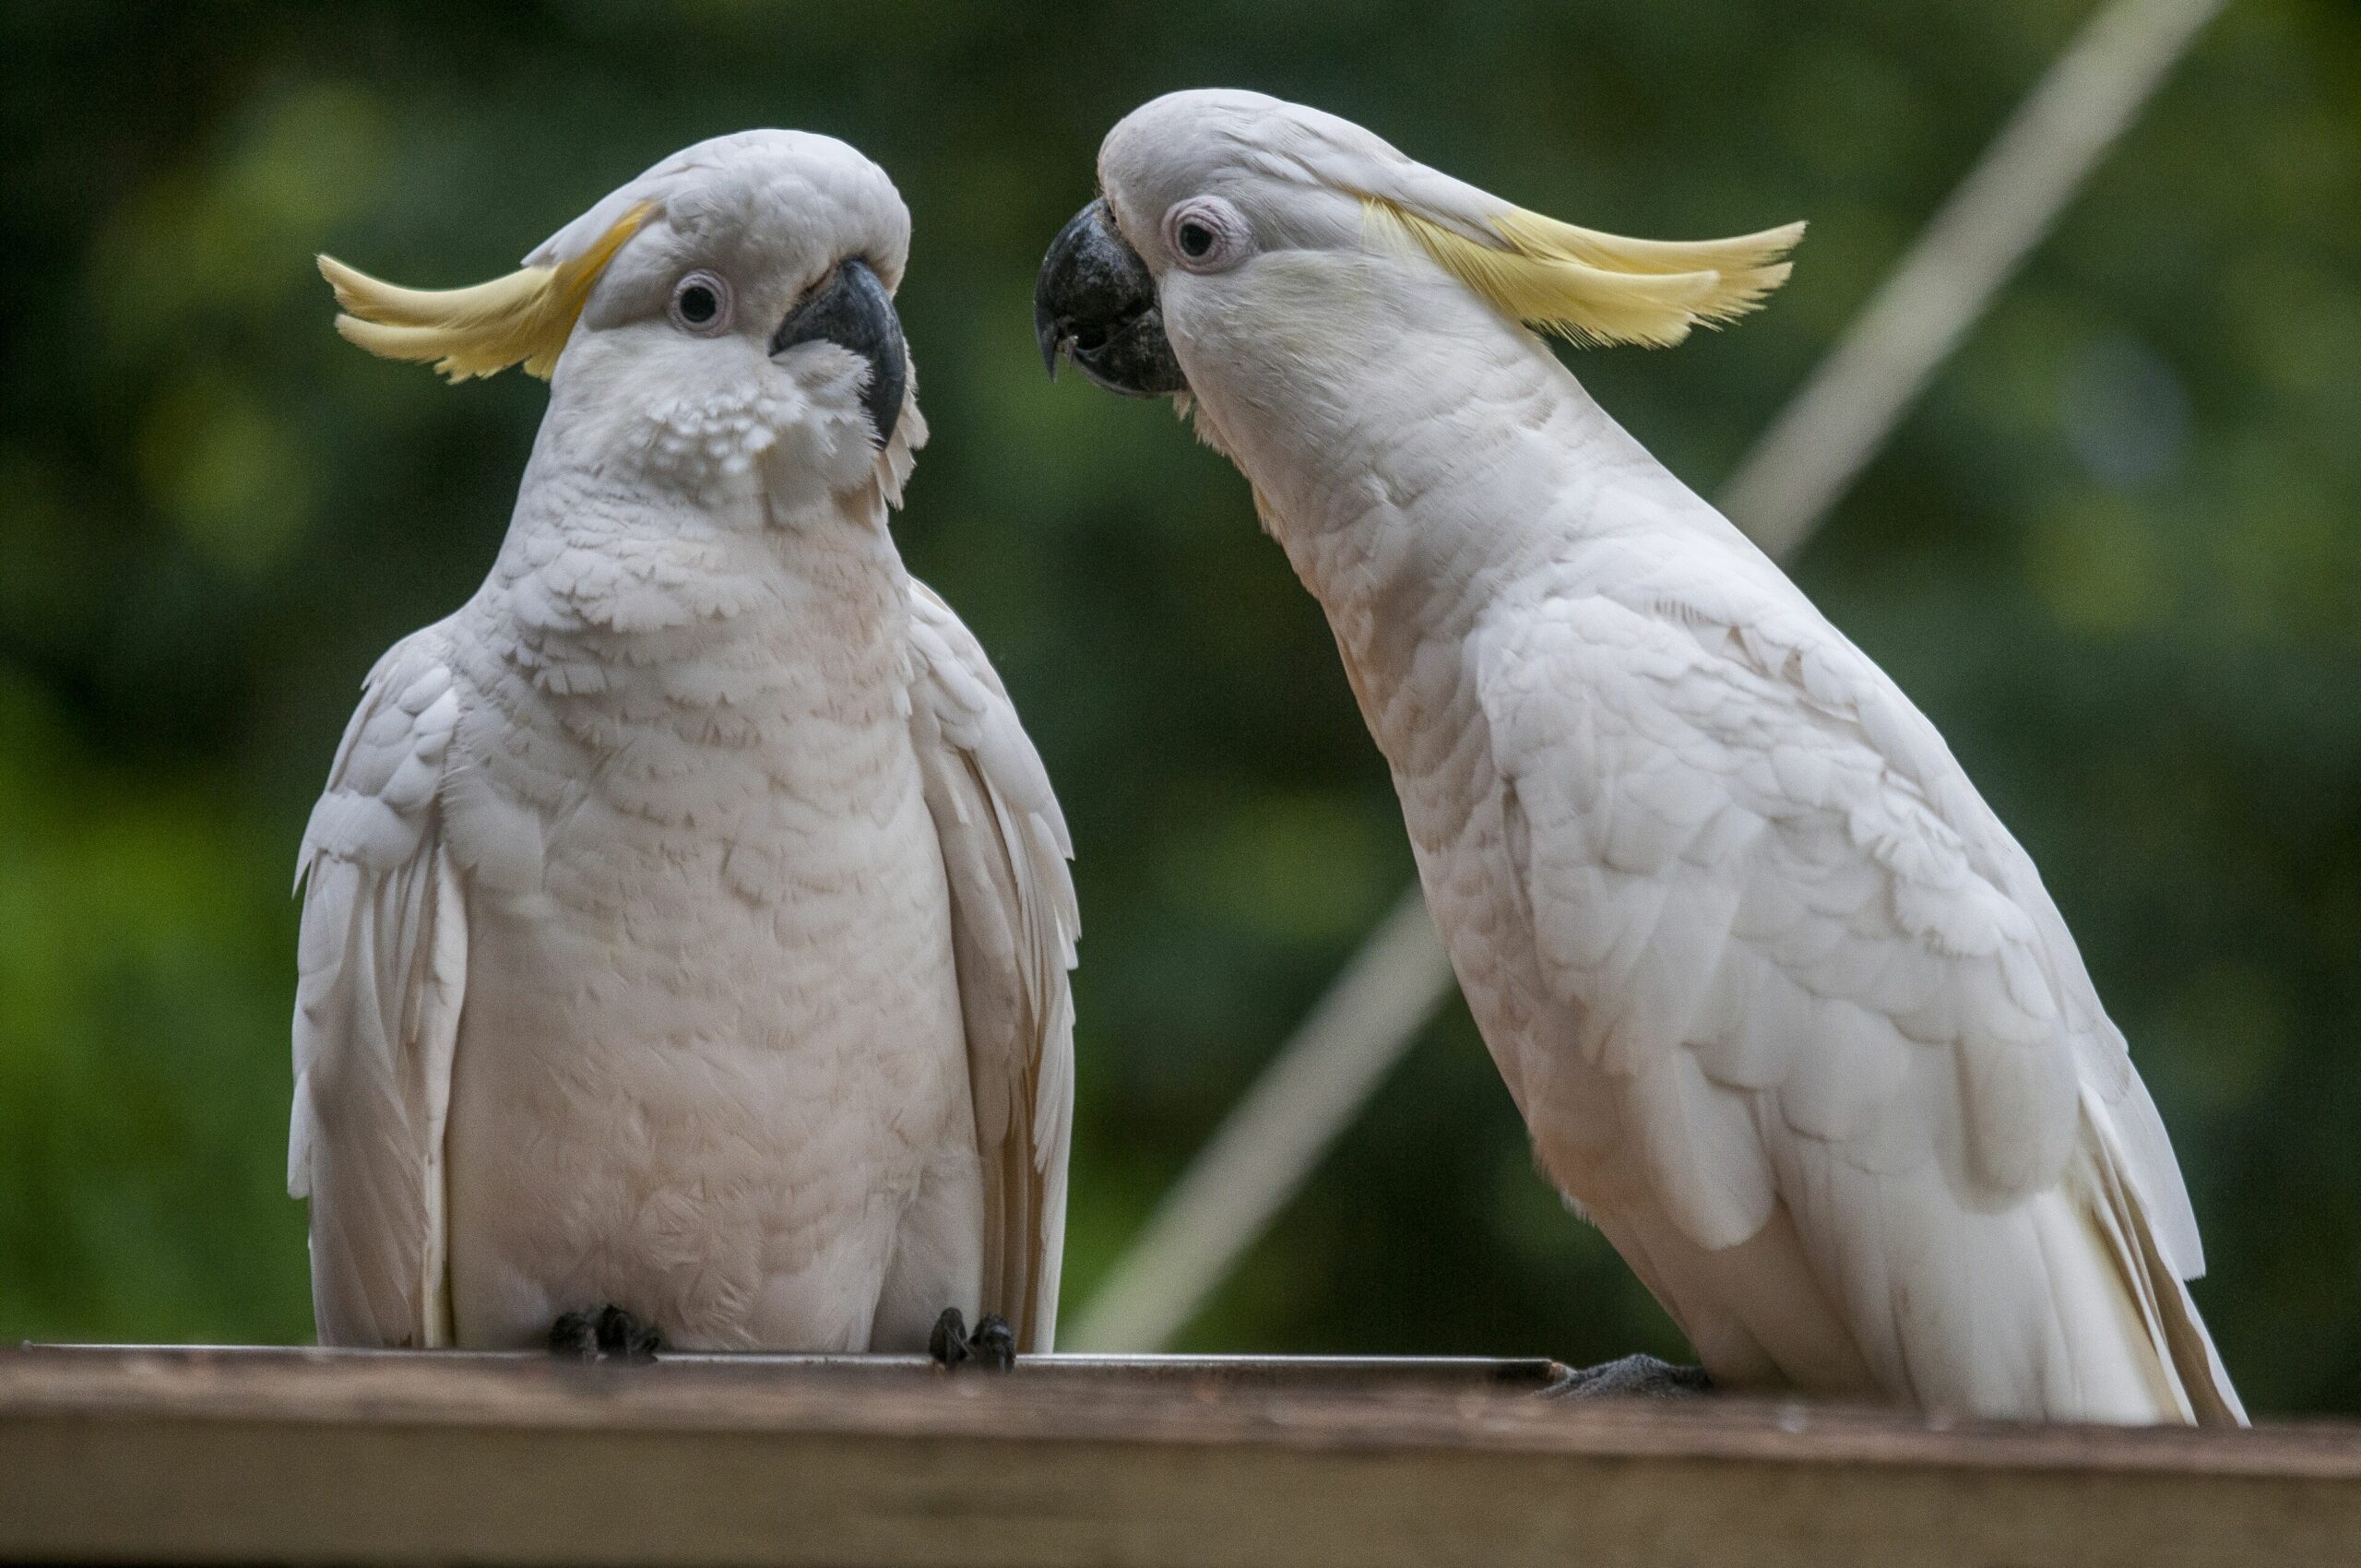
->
<box><xmin>316</xmin><ymin>203</ymin><xmax>656</xmax><ymax>382</ymax></box>
<box><xmin>1364</xmin><ymin>198</ymin><xmax>1803</xmax><ymax>350</ymax></box>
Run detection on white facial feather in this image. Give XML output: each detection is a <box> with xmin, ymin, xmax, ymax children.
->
<box><xmin>1097</xmin><ymin>89</ymin><xmax>1799</xmax><ymax>349</ymax></box>
<box><xmin>322</xmin><ymin>129</ymin><xmax>924</xmax><ymax>515</ymax></box>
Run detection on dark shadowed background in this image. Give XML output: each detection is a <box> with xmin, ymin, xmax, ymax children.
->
<box><xmin>4</xmin><ymin>0</ymin><xmax>2358</xmax><ymax>1414</ymax></box>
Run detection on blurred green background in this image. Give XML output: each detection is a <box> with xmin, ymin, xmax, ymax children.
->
<box><xmin>3</xmin><ymin>0</ymin><xmax>2357</xmax><ymax>1413</ymax></box>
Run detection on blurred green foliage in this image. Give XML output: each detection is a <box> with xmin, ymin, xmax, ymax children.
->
<box><xmin>3</xmin><ymin>0</ymin><xmax>2357</xmax><ymax>1412</ymax></box>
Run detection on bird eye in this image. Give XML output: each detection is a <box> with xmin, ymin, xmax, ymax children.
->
<box><xmin>669</xmin><ymin>270</ymin><xmax>734</xmax><ymax>335</ymax></box>
<box><xmin>1162</xmin><ymin>197</ymin><xmax>1249</xmax><ymax>273</ymax></box>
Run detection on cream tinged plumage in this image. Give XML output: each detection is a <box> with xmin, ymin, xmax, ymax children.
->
<box><xmin>291</xmin><ymin>132</ymin><xmax>1076</xmax><ymax>1353</ymax></box>
<box><xmin>1085</xmin><ymin>89</ymin><xmax>2239</xmax><ymax>1423</ymax></box>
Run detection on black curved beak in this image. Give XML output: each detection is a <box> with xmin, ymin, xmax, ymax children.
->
<box><xmin>1034</xmin><ymin>198</ymin><xmax>1188</xmax><ymax>398</ymax></box>
<box><xmin>772</xmin><ymin>255</ymin><xmax>907</xmax><ymax>446</ymax></box>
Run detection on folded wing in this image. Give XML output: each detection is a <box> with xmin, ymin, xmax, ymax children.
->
<box><xmin>289</xmin><ymin>627</ymin><xmax>467</xmax><ymax>1348</ymax></box>
<box><xmin>906</xmin><ymin>583</ymin><xmax>1079</xmax><ymax>1351</ymax></box>
<box><xmin>1477</xmin><ymin>576</ymin><xmax>2240</xmax><ymax>1422</ymax></box>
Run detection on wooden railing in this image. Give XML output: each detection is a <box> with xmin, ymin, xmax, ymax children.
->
<box><xmin>5</xmin><ymin>1345</ymin><xmax>2356</xmax><ymax>1566</ymax></box>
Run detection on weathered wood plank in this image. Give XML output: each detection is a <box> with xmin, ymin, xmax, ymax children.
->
<box><xmin>2</xmin><ymin>1346</ymin><xmax>2356</xmax><ymax>1566</ymax></box>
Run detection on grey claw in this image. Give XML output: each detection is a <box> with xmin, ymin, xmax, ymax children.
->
<box><xmin>930</xmin><ymin>1306</ymin><xmax>965</xmax><ymax>1365</ymax></box>
<box><xmin>929</xmin><ymin>1306</ymin><xmax>1015</xmax><ymax>1372</ymax></box>
<box><xmin>968</xmin><ymin>1313</ymin><xmax>1016</xmax><ymax>1372</ymax></box>
<box><xmin>1542</xmin><ymin>1353</ymin><xmax>1713</xmax><ymax>1400</ymax></box>
<box><xmin>549</xmin><ymin>1304</ymin><xmax>662</xmax><ymax>1362</ymax></box>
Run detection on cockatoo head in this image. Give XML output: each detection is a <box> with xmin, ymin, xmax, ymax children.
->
<box><xmin>320</xmin><ymin>130</ymin><xmax>921</xmax><ymax>508</ymax></box>
<box><xmin>1036</xmin><ymin>89</ymin><xmax>1802</xmax><ymax>409</ymax></box>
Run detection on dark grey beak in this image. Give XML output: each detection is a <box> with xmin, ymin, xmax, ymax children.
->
<box><xmin>1034</xmin><ymin>198</ymin><xmax>1188</xmax><ymax>398</ymax></box>
<box><xmin>772</xmin><ymin>255</ymin><xmax>907</xmax><ymax>446</ymax></box>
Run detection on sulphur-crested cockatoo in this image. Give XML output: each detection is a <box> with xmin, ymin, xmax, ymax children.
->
<box><xmin>1036</xmin><ymin>89</ymin><xmax>2240</xmax><ymax>1424</ymax></box>
<box><xmin>293</xmin><ymin>131</ymin><xmax>1076</xmax><ymax>1361</ymax></box>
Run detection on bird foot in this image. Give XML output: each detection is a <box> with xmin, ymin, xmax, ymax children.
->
<box><xmin>928</xmin><ymin>1307</ymin><xmax>1015</xmax><ymax>1371</ymax></box>
<box><xmin>548</xmin><ymin>1304</ymin><xmax>663</xmax><ymax>1362</ymax></box>
<box><xmin>1543</xmin><ymin>1353</ymin><xmax>1713</xmax><ymax>1400</ymax></box>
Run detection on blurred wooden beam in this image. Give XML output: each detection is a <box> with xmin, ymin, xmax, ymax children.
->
<box><xmin>6</xmin><ymin>1346</ymin><xmax>2360</xmax><ymax>1567</ymax></box>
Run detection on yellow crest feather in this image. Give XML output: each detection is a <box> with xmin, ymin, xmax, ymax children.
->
<box><xmin>317</xmin><ymin>202</ymin><xmax>656</xmax><ymax>382</ymax></box>
<box><xmin>1365</xmin><ymin>198</ymin><xmax>1802</xmax><ymax>349</ymax></box>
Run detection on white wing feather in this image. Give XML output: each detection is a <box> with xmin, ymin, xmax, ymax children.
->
<box><xmin>289</xmin><ymin>625</ymin><xmax>467</xmax><ymax>1348</ymax></box>
<box><xmin>1477</xmin><ymin>553</ymin><xmax>2241</xmax><ymax>1422</ymax></box>
<box><xmin>905</xmin><ymin>582</ymin><xmax>1078</xmax><ymax>1352</ymax></box>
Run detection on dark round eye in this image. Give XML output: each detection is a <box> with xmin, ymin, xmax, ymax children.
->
<box><xmin>668</xmin><ymin>269</ymin><xmax>734</xmax><ymax>335</ymax></box>
<box><xmin>1162</xmin><ymin>197</ymin><xmax>1249</xmax><ymax>273</ymax></box>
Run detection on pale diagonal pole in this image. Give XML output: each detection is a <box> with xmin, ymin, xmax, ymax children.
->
<box><xmin>1069</xmin><ymin>0</ymin><xmax>2231</xmax><ymax>1353</ymax></box>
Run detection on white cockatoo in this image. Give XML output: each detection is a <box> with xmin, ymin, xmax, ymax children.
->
<box><xmin>292</xmin><ymin>131</ymin><xmax>1077</xmax><ymax>1361</ymax></box>
<box><xmin>1036</xmin><ymin>89</ymin><xmax>2241</xmax><ymax>1424</ymax></box>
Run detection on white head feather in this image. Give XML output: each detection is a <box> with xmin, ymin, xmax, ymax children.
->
<box><xmin>1097</xmin><ymin>89</ymin><xmax>1801</xmax><ymax>350</ymax></box>
<box><xmin>318</xmin><ymin>130</ymin><xmax>925</xmax><ymax>509</ymax></box>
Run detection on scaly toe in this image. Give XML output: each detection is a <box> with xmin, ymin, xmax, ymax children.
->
<box><xmin>968</xmin><ymin>1313</ymin><xmax>1016</xmax><ymax>1372</ymax></box>
<box><xmin>1543</xmin><ymin>1354</ymin><xmax>1714</xmax><ymax>1400</ymax></box>
<box><xmin>929</xmin><ymin>1306</ymin><xmax>972</xmax><ymax>1367</ymax></box>
<box><xmin>593</xmin><ymin>1304</ymin><xmax>662</xmax><ymax>1361</ymax></box>
<box><xmin>549</xmin><ymin>1304</ymin><xmax>662</xmax><ymax>1362</ymax></box>
<box><xmin>547</xmin><ymin>1310</ymin><xmax>602</xmax><ymax>1360</ymax></box>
